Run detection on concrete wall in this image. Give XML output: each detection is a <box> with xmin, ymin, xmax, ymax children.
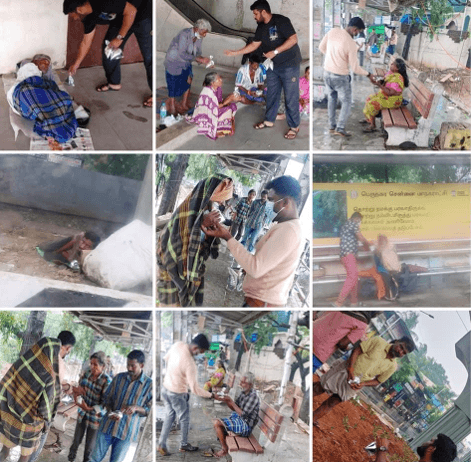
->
<box><xmin>0</xmin><ymin>156</ymin><xmax>142</xmax><ymax>223</ymax></box>
<box><xmin>0</xmin><ymin>1</ymin><xmax>68</xmax><ymax>75</ymax></box>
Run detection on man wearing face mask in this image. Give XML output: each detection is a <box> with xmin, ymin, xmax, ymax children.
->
<box><xmin>158</xmin><ymin>334</ymin><xmax>215</xmax><ymax>456</ymax></box>
<box><xmin>88</xmin><ymin>350</ymin><xmax>152</xmax><ymax>462</ymax></box>
<box><xmin>201</xmin><ymin>175</ymin><xmax>304</xmax><ymax>307</ymax></box>
<box><xmin>0</xmin><ymin>331</ymin><xmax>76</xmax><ymax>462</ymax></box>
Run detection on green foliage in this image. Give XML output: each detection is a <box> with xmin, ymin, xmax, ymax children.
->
<box><xmin>161</xmin><ymin>312</ymin><xmax>173</xmax><ymax>329</ymax></box>
<box><xmin>0</xmin><ymin>312</ymin><xmax>28</xmax><ymax>340</ymax></box>
<box><xmin>342</xmin><ymin>415</ymin><xmax>350</xmax><ymax>432</ymax></box>
<box><xmin>82</xmin><ymin>154</ymin><xmax>149</xmax><ymax>181</ymax></box>
<box><xmin>185</xmin><ymin>154</ymin><xmax>260</xmax><ymax>187</ymax></box>
<box><xmin>313</xmin><ymin>190</ymin><xmax>347</xmax><ymax>238</ymax></box>
<box><xmin>415</xmin><ymin>0</ymin><xmax>454</xmax><ymax>40</ymax></box>
<box><xmin>244</xmin><ymin>315</ymin><xmax>279</xmax><ymax>355</ymax></box>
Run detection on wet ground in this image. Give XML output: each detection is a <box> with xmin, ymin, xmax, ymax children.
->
<box><xmin>156</xmin><ymin>52</ymin><xmax>310</xmax><ymax>151</ymax></box>
<box><xmin>0</xmin><ymin>63</ymin><xmax>152</xmax><ymax>151</ymax></box>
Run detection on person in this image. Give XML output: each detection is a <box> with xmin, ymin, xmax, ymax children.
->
<box><xmin>201</xmin><ymin>176</ymin><xmax>304</xmax><ymax>307</ymax></box>
<box><xmin>355</xmin><ymin>31</ymin><xmax>366</xmax><ymax>67</ymax></box>
<box><xmin>240</xmin><ymin>190</ymin><xmax>270</xmax><ymax>252</ymax></box>
<box><xmin>312</xmin><ymin>336</ymin><xmax>415</xmax><ymax>424</ymax></box>
<box><xmin>312</xmin><ymin>311</ymin><xmax>381</xmax><ymax>372</ymax></box>
<box><xmin>362</xmin><ymin>57</ymin><xmax>409</xmax><ymax>133</ymax></box>
<box><xmin>88</xmin><ymin>350</ymin><xmax>152</xmax><ymax>462</ymax></box>
<box><xmin>204</xmin><ymin>360</ymin><xmax>227</xmax><ymax>392</ymax></box>
<box><xmin>319</xmin><ymin>17</ymin><xmax>376</xmax><ymax>138</ymax></box>
<box><xmin>224</xmin><ymin>0</ymin><xmax>302</xmax><ymax>140</ymax></box>
<box><xmin>212</xmin><ymin>373</ymin><xmax>260</xmax><ymax>458</ymax></box>
<box><xmin>0</xmin><ymin>331</ymin><xmax>76</xmax><ymax>462</ymax></box>
<box><xmin>164</xmin><ymin>19</ymin><xmax>212</xmax><ymax>115</ymax></box>
<box><xmin>185</xmin><ymin>72</ymin><xmax>238</xmax><ymax>140</ymax></box>
<box><xmin>36</xmin><ymin>231</ymin><xmax>101</xmax><ymax>271</ymax></box>
<box><xmin>334</xmin><ymin>212</ymin><xmax>371</xmax><ymax>307</ymax></box>
<box><xmin>386</xmin><ymin>30</ymin><xmax>398</xmax><ymax>55</ymax></box>
<box><xmin>358</xmin><ymin>255</ymin><xmax>387</xmax><ymax>301</ymax></box>
<box><xmin>105</xmin><ymin>356</ymin><xmax>114</xmax><ymax>378</ymax></box>
<box><xmin>158</xmin><ymin>334</ymin><xmax>216</xmax><ymax>456</ymax></box>
<box><xmin>231</xmin><ymin>189</ymin><xmax>256</xmax><ymax>241</ymax></box>
<box><xmin>157</xmin><ymin>174</ymin><xmax>234</xmax><ymax>307</ymax></box>
<box><xmin>299</xmin><ymin>66</ymin><xmax>310</xmax><ymax>116</ymax></box>
<box><xmin>63</xmin><ymin>0</ymin><xmax>153</xmax><ymax>107</ymax></box>
<box><xmin>68</xmin><ymin>352</ymin><xmax>112</xmax><ymax>462</ymax></box>
<box><xmin>374</xmin><ymin>434</ymin><xmax>457</xmax><ymax>462</ymax></box>
<box><xmin>375</xmin><ymin>234</ymin><xmax>401</xmax><ymax>300</ymax></box>
<box><xmin>7</xmin><ymin>55</ymin><xmax>78</xmax><ymax>144</ymax></box>
<box><xmin>223</xmin><ymin>54</ymin><xmax>267</xmax><ymax>106</ymax></box>
<box><xmin>368</xmin><ymin>28</ymin><xmax>378</xmax><ymax>47</ymax></box>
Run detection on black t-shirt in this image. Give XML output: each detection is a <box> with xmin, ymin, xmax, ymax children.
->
<box><xmin>254</xmin><ymin>14</ymin><xmax>302</xmax><ymax>68</ymax></box>
<box><xmin>83</xmin><ymin>0</ymin><xmax>151</xmax><ymax>35</ymax></box>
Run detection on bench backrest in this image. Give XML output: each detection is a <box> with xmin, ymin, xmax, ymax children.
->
<box><xmin>410</xmin><ymin>77</ymin><xmax>434</xmax><ymax>119</ymax></box>
<box><xmin>227</xmin><ymin>372</ymin><xmax>235</xmax><ymax>388</ymax></box>
<box><xmin>259</xmin><ymin>402</ymin><xmax>284</xmax><ymax>443</ymax></box>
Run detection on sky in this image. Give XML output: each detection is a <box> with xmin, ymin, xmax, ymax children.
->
<box><xmin>410</xmin><ymin>310</ymin><xmax>470</xmax><ymax>395</ymax></box>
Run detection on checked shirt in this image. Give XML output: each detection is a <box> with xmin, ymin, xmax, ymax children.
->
<box><xmin>245</xmin><ymin>199</ymin><xmax>269</xmax><ymax>230</ymax></box>
<box><xmin>233</xmin><ymin>198</ymin><xmax>252</xmax><ymax>226</ymax></box>
<box><xmin>235</xmin><ymin>388</ymin><xmax>260</xmax><ymax>428</ymax></box>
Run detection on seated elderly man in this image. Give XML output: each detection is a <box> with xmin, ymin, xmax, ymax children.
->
<box><xmin>7</xmin><ymin>54</ymin><xmax>79</xmax><ymax>144</ymax></box>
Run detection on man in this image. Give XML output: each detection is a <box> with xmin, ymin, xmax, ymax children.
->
<box><xmin>158</xmin><ymin>334</ymin><xmax>216</xmax><ymax>456</ymax></box>
<box><xmin>202</xmin><ymin>176</ymin><xmax>304</xmax><ymax>307</ymax></box>
<box><xmin>0</xmin><ymin>331</ymin><xmax>76</xmax><ymax>462</ymax></box>
<box><xmin>312</xmin><ymin>336</ymin><xmax>415</xmax><ymax>424</ymax></box>
<box><xmin>334</xmin><ymin>211</ymin><xmax>371</xmax><ymax>307</ymax></box>
<box><xmin>368</xmin><ymin>28</ymin><xmax>379</xmax><ymax>47</ymax></box>
<box><xmin>68</xmin><ymin>351</ymin><xmax>112</xmax><ymax>462</ymax></box>
<box><xmin>224</xmin><ymin>0</ymin><xmax>302</xmax><ymax>140</ymax></box>
<box><xmin>231</xmin><ymin>189</ymin><xmax>256</xmax><ymax>241</ymax></box>
<box><xmin>240</xmin><ymin>190</ymin><xmax>269</xmax><ymax>252</ymax></box>
<box><xmin>319</xmin><ymin>17</ymin><xmax>376</xmax><ymax>137</ymax></box>
<box><xmin>88</xmin><ymin>350</ymin><xmax>152</xmax><ymax>462</ymax></box>
<box><xmin>212</xmin><ymin>373</ymin><xmax>260</xmax><ymax>458</ymax></box>
<box><xmin>63</xmin><ymin>0</ymin><xmax>152</xmax><ymax>107</ymax></box>
<box><xmin>374</xmin><ymin>434</ymin><xmax>457</xmax><ymax>462</ymax></box>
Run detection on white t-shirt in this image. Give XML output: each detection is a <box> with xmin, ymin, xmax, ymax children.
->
<box><xmin>355</xmin><ymin>36</ymin><xmax>366</xmax><ymax>52</ymax></box>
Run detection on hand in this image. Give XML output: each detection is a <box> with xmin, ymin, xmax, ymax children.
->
<box><xmin>368</xmin><ymin>73</ymin><xmax>376</xmax><ymax>84</ymax></box>
<box><xmin>197</xmin><ymin>56</ymin><xmax>211</xmax><ymax>65</ymax></box>
<box><xmin>109</xmin><ymin>413</ymin><xmax>121</xmax><ymax>421</ymax></box>
<box><xmin>347</xmin><ymin>367</ymin><xmax>355</xmax><ymax>382</ymax></box>
<box><xmin>376</xmin><ymin>437</ymin><xmax>390</xmax><ymax>451</ymax></box>
<box><xmin>68</xmin><ymin>62</ymin><xmax>80</xmax><ymax>76</ymax></box>
<box><xmin>202</xmin><ymin>211</ymin><xmax>220</xmax><ymax>229</ymax></box>
<box><xmin>109</xmin><ymin>37</ymin><xmax>123</xmax><ymax>50</ymax></box>
<box><xmin>201</xmin><ymin>221</ymin><xmax>232</xmax><ymax>240</ymax></box>
<box><xmin>349</xmin><ymin>382</ymin><xmax>363</xmax><ymax>390</ymax></box>
<box><xmin>212</xmin><ymin>393</ymin><xmax>224</xmax><ymax>401</ymax></box>
<box><xmin>122</xmin><ymin>405</ymin><xmax>137</xmax><ymax>415</ymax></box>
<box><xmin>263</xmin><ymin>51</ymin><xmax>276</xmax><ymax>60</ymax></box>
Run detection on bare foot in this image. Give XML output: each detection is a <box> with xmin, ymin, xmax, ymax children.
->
<box><xmin>214</xmin><ymin>449</ymin><xmax>228</xmax><ymax>458</ymax></box>
<box><xmin>276</xmin><ymin>113</ymin><xmax>286</xmax><ymax>120</ymax></box>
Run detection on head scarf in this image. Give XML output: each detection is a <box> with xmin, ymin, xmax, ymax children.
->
<box><xmin>157</xmin><ymin>174</ymin><xmax>233</xmax><ymax>307</ymax></box>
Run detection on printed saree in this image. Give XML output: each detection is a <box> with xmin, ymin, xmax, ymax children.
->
<box><xmin>363</xmin><ymin>71</ymin><xmax>404</xmax><ymax>119</ymax></box>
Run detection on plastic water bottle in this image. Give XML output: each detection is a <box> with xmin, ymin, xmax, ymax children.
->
<box><xmin>160</xmin><ymin>102</ymin><xmax>167</xmax><ymax>121</ymax></box>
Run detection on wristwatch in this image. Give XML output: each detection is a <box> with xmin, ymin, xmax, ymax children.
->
<box><xmin>378</xmin><ymin>446</ymin><xmax>388</xmax><ymax>452</ymax></box>
<box><xmin>117</xmin><ymin>34</ymin><xmax>125</xmax><ymax>40</ymax></box>
<box><xmin>273</xmin><ymin>49</ymin><xmax>279</xmax><ymax>55</ymax></box>
<box><xmin>367</xmin><ymin>72</ymin><xmax>371</xmax><ymax>77</ymax></box>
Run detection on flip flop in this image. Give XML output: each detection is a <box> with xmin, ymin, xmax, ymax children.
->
<box><xmin>96</xmin><ymin>83</ymin><xmax>120</xmax><ymax>92</ymax></box>
<box><xmin>284</xmin><ymin>127</ymin><xmax>300</xmax><ymax>139</ymax></box>
<box><xmin>363</xmin><ymin>127</ymin><xmax>377</xmax><ymax>133</ymax></box>
<box><xmin>203</xmin><ymin>448</ymin><xmax>215</xmax><ymax>457</ymax></box>
<box><xmin>254</xmin><ymin>121</ymin><xmax>273</xmax><ymax>130</ymax></box>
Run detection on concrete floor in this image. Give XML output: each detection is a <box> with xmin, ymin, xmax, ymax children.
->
<box><xmin>156</xmin><ymin>52</ymin><xmax>309</xmax><ymax>151</ymax></box>
<box><xmin>0</xmin><ymin>63</ymin><xmax>152</xmax><ymax>151</ymax></box>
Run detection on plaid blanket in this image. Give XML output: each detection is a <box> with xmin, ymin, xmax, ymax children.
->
<box><xmin>0</xmin><ymin>337</ymin><xmax>61</xmax><ymax>449</ymax></box>
<box><xmin>12</xmin><ymin>76</ymin><xmax>77</xmax><ymax>143</ymax></box>
<box><xmin>157</xmin><ymin>174</ymin><xmax>229</xmax><ymax>307</ymax></box>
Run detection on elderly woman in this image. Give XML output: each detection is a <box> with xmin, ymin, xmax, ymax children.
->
<box><xmin>204</xmin><ymin>360</ymin><xmax>226</xmax><ymax>392</ymax></box>
<box><xmin>7</xmin><ymin>54</ymin><xmax>78</xmax><ymax>143</ymax></box>
<box><xmin>361</xmin><ymin>57</ymin><xmax>409</xmax><ymax>133</ymax></box>
<box><xmin>164</xmin><ymin>19</ymin><xmax>212</xmax><ymax>115</ymax></box>
<box><xmin>186</xmin><ymin>72</ymin><xmax>238</xmax><ymax>139</ymax></box>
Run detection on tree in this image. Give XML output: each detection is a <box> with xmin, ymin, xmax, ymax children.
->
<box><xmin>82</xmin><ymin>154</ymin><xmax>149</xmax><ymax>181</ymax></box>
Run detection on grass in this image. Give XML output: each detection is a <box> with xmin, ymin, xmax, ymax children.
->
<box><xmin>342</xmin><ymin>416</ymin><xmax>351</xmax><ymax>432</ymax></box>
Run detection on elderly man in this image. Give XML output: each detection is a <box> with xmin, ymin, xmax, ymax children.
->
<box><xmin>164</xmin><ymin>19</ymin><xmax>212</xmax><ymax>115</ymax></box>
<box><xmin>0</xmin><ymin>331</ymin><xmax>76</xmax><ymax>462</ymax></box>
<box><xmin>158</xmin><ymin>334</ymin><xmax>215</xmax><ymax>456</ymax></box>
<box><xmin>313</xmin><ymin>335</ymin><xmax>415</xmax><ymax>424</ymax></box>
<box><xmin>7</xmin><ymin>54</ymin><xmax>78</xmax><ymax>143</ymax></box>
<box><xmin>63</xmin><ymin>0</ymin><xmax>153</xmax><ymax>107</ymax></box>
<box><xmin>88</xmin><ymin>350</ymin><xmax>152</xmax><ymax>462</ymax></box>
<box><xmin>224</xmin><ymin>0</ymin><xmax>302</xmax><ymax>140</ymax></box>
<box><xmin>212</xmin><ymin>373</ymin><xmax>260</xmax><ymax>458</ymax></box>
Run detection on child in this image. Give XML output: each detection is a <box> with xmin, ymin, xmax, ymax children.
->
<box><xmin>299</xmin><ymin>66</ymin><xmax>310</xmax><ymax>117</ymax></box>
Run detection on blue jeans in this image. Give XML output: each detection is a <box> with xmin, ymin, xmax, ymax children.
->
<box><xmin>324</xmin><ymin>71</ymin><xmax>352</xmax><ymax>131</ymax></box>
<box><xmin>159</xmin><ymin>387</ymin><xmax>190</xmax><ymax>449</ymax></box>
<box><xmin>89</xmin><ymin>432</ymin><xmax>131</xmax><ymax>462</ymax></box>
<box><xmin>28</xmin><ymin>430</ymin><xmax>48</xmax><ymax>462</ymax></box>
<box><xmin>103</xmin><ymin>17</ymin><xmax>153</xmax><ymax>90</ymax></box>
<box><xmin>265</xmin><ymin>66</ymin><xmax>300</xmax><ymax>128</ymax></box>
<box><xmin>241</xmin><ymin>226</ymin><xmax>262</xmax><ymax>253</ymax></box>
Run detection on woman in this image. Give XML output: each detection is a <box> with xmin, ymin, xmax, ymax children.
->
<box><xmin>157</xmin><ymin>174</ymin><xmax>234</xmax><ymax>307</ymax></box>
<box><xmin>362</xmin><ymin>58</ymin><xmax>409</xmax><ymax>133</ymax></box>
<box><xmin>186</xmin><ymin>72</ymin><xmax>238</xmax><ymax>140</ymax></box>
<box><xmin>164</xmin><ymin>19</ymin><xmax>212</xmax><ymax>115</ymax></box>
<box><xmin>203</xmin><ymin>360</ymin><xmax>226</xmax><ymax>392</ymax></box>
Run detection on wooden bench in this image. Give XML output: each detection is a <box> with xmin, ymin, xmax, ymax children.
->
<box><xmin>226</xmin><ymin>401</ymin><xmax>293</xmax><ymax>461</ymax></box>
<box><xmin>381</xmin><ymin>76</ymin><xmax>444</xmax><ymax>148</ymax></box>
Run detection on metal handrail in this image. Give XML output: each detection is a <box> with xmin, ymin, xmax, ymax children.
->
<box><xmin>313</xmin><ymin>238</ymin><xmax>471</xmax><ymax>249</ymax></box>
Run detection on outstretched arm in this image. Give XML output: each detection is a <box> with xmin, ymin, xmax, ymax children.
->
<box><xmin>224</xmin><ymin>41</ymin><xmax>262</xmax><ymax>57</ymax></box>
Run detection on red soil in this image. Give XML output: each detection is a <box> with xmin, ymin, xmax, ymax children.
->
<box><xmin>313</xmin><ymin>376</ymin><xmax>418</xmax><ymax>462</ymax></box>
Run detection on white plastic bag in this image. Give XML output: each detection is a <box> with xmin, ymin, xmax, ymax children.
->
<box><xmin>83</xmin><ymin>220</ymin><xmax>152</xmax><ymax>291</ymax></box>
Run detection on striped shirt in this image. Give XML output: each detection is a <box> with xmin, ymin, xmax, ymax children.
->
<box><xmin>233</xmin><ymin>198</ymin><xmax>252</xmax><ymax>225</ymax></box>
<box><xmin>77</xmin><ymin>370</ymin><xmax>112</xmax><ymax>430</ymax></box>
<box><xmin>245</xmin><ymin>199</ymin><xmax>269</xmax><ymax>229</ymax></box>
<box><xmin>99</xmin><ymin>371</ymin><xmax>152</xmax><ymax>442</ymax></box>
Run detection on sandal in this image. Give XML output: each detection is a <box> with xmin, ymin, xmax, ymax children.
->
<box><xmin>359</xmin><ymin>119</ymin><xmax>369</xmax><ymax>124</ymax></box>
<box><xmin>363</xmin><ymin>126</ymin><xmax>377</xmax><ymax>133</ymax></box>
<box><xmin>284</xmin><ymin>127</ymin><xmax>299</xmax><ymax>139</ymax></box>
<box><xmin>143</xmin><ymin>96</ymin><xmax>153</xmax><ymax>108</ymax></box>
<box><xmin>254</xmin><ymin>121</ymin><xmax>273</xmax><ymax>130</ymax></box>
<box><xmin>96</xmin><ymin>83</ymin><xmax>121</xmax><ymax>92</ymax></box>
